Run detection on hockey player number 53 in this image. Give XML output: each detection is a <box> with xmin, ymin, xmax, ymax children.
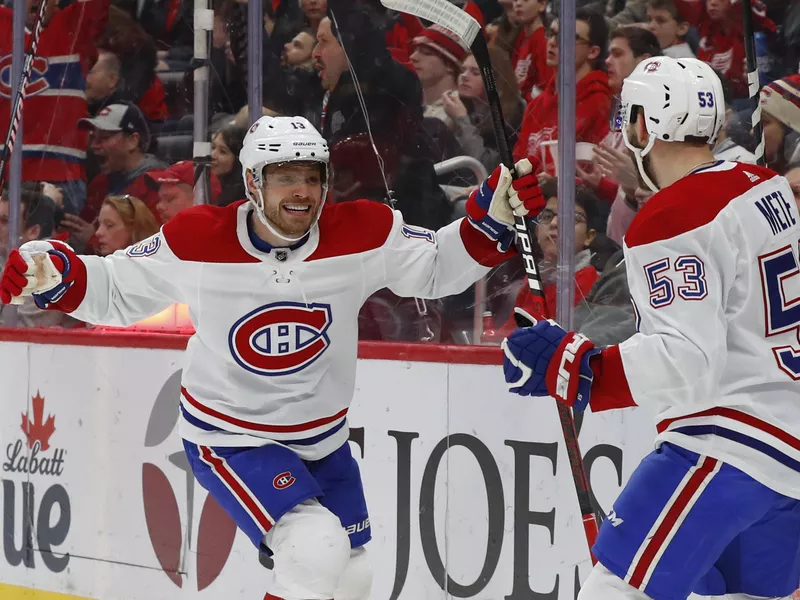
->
<box><xmin>644</xmin><ymin>256</ymin><xmax>708</xmax><ymax>309</ymax></box>
<box><xmin>759</xmin><ymin>244</ymin><xmax>800</xmax><ymax>379</ymax></box>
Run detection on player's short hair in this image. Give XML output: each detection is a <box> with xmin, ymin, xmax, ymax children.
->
<box><xmin>576</xmin><ymin>6</ymin><xmax>609</xmax><ymax>71</ymax></box>
<box><xmin>1</xmin><ymin>182</ymin><xmax>56</xmax><ymax>238</ymax></box>
<box><xmin>610</xmin><ymin>26</ymin><xmax>662</xmax><ymax>59</ymax></box>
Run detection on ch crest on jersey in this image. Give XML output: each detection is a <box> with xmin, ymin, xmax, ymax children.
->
<box><xmin>0</xmin><ymin>55</ymin><xmax>49</xmax><ymax>98</ymax></box>
<box><xmin>229</xmin><ymin>301</ymin><xmax>333</xmax><ymax>376</ymax></box>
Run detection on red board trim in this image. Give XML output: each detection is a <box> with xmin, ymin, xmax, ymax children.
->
<box><xmin>0</xmin><ymin>327</ymin><xmax>503</xmax><ymax>365</ymax></box>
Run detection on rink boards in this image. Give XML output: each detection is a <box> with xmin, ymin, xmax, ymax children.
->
<box><xmin>0</xmin><ymin>330</ymin><xmax>658</xmax><ymax>600</ymax></box>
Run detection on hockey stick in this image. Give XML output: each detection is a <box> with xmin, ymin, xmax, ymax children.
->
<box><xmin>380</xmin><ymin>0</ymin><xmax>603</xmax><ymax>561</ymax></box>
<box><xmin>0</xmin><ymin>0</ymin><xmax>49</xmax><ymax>194</ymax></box>
<box><xmin>740</xmin><ymin>0</ymin><xmax>765</xmax><ymax>166</ymax></box>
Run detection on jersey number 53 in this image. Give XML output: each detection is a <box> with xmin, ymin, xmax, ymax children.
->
<box><xmin>643</xmin><ymin>255</ymin><xmax>708</xmax><ymax>309</ymax></box>
<box><xmin>759</xmin><ymin>244</ymin><xmax>800</xmax><ymax>379</ymax></box>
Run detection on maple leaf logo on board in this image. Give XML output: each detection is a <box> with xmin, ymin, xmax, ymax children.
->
<box><xmin>21</xmin><ymin>391</ymin><xmax>56</xmax><ymax>451</ymax></box>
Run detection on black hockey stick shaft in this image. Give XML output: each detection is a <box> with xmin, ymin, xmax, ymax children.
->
<box><xmin>740</xmin><ymin>0</ymin><xmax>765</xmax><ymax>166</ymax></box>
<box><xmin>0</xmin><ymin>0</ymin><xmax>48</xmax><ymax>194</ymax></box>
<box><xmin>379</xmin><ymin>0</ymin><xmax>602</xmax><ymax>560</ymax></box>
<box><xmin>471</xmin><ymin>32</ymin><xmax>603</xmax><ymax>554</ymax></box>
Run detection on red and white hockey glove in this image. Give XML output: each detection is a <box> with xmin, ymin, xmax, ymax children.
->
<box><xmin>501</xmin><ymin>310</ymin><xmax>600</xmax><ymax>411</ymax></box>
<box><xmin>466</xmin><ymin>156</ymin><xmax>545</xmax><ymax>251</ymax></box>
<box><xmin>0</xmin><ymin>240</ymin><xmax>83</xmax><ymax>309</ymax></box>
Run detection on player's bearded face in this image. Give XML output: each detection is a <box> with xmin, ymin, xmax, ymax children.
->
<box><xmin>261</xmin><ymin>162</ymin><xmax>325</xmax><ymax>236</ymax></box>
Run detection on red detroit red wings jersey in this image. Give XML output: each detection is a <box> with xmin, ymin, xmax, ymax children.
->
<box><xmin>61</xmin><ymin>200</ymin><xmax>511</xmax><ymax>459</ymax></box>
<box><xmin>596</xmin><ymin>161</ymin><xmax>800</xmax><ymax>500</ymax></box>
<box><xmin>0</xmin><ymin>0</ymin><xmax>109</xmax><ymax>182</ymax></box>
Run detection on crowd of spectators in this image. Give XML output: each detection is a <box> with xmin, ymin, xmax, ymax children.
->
<box><xmin>0</xmin><ymin>0</ymin><xmax>798</xmax><ymax>342</ymax></box>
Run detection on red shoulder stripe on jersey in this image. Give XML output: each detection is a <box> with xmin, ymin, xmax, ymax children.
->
<box><xmin>459</xmin><ymin>219</ymin><xmax>518</xmax><ymax>267</ymax></box>
<box><xmin>306</xmin><ymin>200</ymin><xmax>395</xmax><ymax>261</ymax></box>
<box><xmin>625</xmin><ymin>163</ymin><xmax>778</xmax><ymax>249</ymax></box>
<box><xmin>162</xmin><ymin>201</ymin><xmax>260</xmax><ymax>263</ymax></box>
<box><xmin>588</xmin><ymin>345</ymin><xmax>637</xmax><ymax>411</ymax></box>
<box><xmin>657</xmin><ymin>406</ymin><xmax>800</xmax><ymax>452</ymax></box>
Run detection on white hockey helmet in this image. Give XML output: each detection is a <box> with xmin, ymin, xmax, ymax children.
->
<box><xmin>620</xmin><ymin>56</ymin><xmax>725</xmax><ymax>191</ymax></box>
<box><xmin>239</xmin><ymin>115</ymin><xmax>330</xmax><ymax>241</ymax></box>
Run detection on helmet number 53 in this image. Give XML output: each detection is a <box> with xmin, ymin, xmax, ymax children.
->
<box><xmin>697</xmin><ymin>92</ymin><xmax>715</xmax><ymax>108</ymax></box>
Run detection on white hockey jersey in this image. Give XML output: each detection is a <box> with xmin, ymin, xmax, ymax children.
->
<box><xmin>58</xmin><ymin>200</ymin><xmax>511</xmax><ymax>459</ymax></box>
<box><xmin>592</xmin><ymin>160</ymin><xmax>800</xmax><ymax>500</ymax></box>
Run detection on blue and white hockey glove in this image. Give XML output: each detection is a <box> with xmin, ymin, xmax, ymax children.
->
<box><xmin>466</xmin><ymin>157</ymin><xmax>545</xmax><ymax>252</ymax></box>
<box><xmin>501</xmin><ymin>309</ymin><xmax>600</xmax><ymax>411</ymax></box>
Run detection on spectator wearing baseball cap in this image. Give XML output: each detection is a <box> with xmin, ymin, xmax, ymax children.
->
<box><xmin>145</xmin><ymin>160</ymin><xmax>222</xmax><ymax>223</ymax></box>
<box><xmin>410</xmin><ymin>24</ymin><xmax>470</xmax><ymax>130</ymax></box>
<box><xmin>78</xmin><ymin>104</ymin><xmax>166</xmax><ymax>228</ymax></box>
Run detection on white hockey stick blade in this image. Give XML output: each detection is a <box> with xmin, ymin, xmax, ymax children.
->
<box><xmin>380</xmin><ymin>0</ymin><xmax>481</xmax><ymax>45</ymax></box>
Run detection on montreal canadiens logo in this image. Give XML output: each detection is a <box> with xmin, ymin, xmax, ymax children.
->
<box><xmin>644</xmin><ymin>60</ymin><xmax>661</xmax><ymax>73</ymax></box>
<box><xmin>273</xmin><ymin>471</ymin><xmax>296</xmax><ymax>490</ymax></box>
<box><xmin>0</xmin><ymin>55</ymin><xmax>49</xmax><ymax>98</ymax></box>
<box><xmin>229</xmin><ymin>301</ymin><xmax>333</xmax><ymax>376</ymax></box>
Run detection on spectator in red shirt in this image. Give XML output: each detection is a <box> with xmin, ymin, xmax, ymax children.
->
<box><xmin>499</xmin><ymin>179</ymin><xmax>602</xmax><ymax>332</ymax></box>
<box><xmin>513</xmin><ymin>7</ymin><xmax>611</xmax><ymax>173</ymax></box>
<box><xmin>510</xmin><ymin>0</ymin><xmax>552</xmax><ymax>102</ymax></box>
<box><xmin>383</xmin><ymin>11</ymin><xmax>424</xmax><ymax>66</ymax></box>
<box><xmin>692</xmin><ymin>0</ymin><xmax>775</xmax><ymax>98</ymax></box>
<box><xmin>145</xmin><ymin>160</ymin><xmax>222</xmax><ymax>223</ymax></box>
<box><xmin>0</xmin><ymin>0</ymin><xmax>110</xmax><ymax>213</ymax></box>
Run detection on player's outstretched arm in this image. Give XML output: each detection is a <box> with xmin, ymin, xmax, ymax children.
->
<box><xmin>0</xmin><ymin>231</ymin><xmax>190</xmax><ymax>327</ymax></box>
<box><xmin>383</xmin><ymin>157</ymin><xmax>545</xmax><ymax>300</ymax></box>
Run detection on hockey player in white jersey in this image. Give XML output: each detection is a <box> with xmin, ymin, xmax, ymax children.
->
<box><xmin>502</xmin><ymin>57</ymin><xmax>800</xmax><ymax>599</ymax></box>
<box><xmin>0</xmin><ymin>115</ymin><xmax>544</xmax><ymax>600</ymax></box>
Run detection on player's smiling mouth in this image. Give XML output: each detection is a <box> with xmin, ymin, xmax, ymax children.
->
<box><xmin>283</xmin><ymin>204</ymin><xmax>311</xmax><ymax>214</ymax></box>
